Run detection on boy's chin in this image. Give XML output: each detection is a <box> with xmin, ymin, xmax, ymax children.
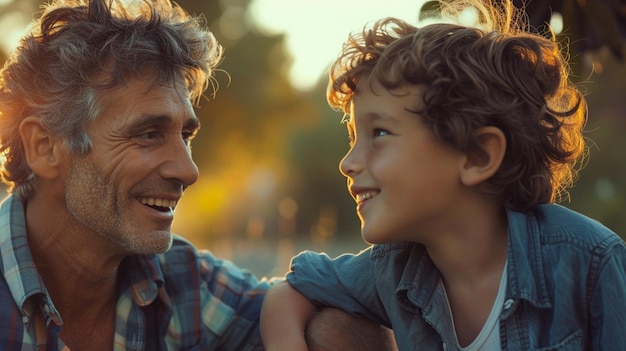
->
<box><xmin>361</xmin><ymin>230</ymin><xmax>391</xmax><ymax>245</ymax></box>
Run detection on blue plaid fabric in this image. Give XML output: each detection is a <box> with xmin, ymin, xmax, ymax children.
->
<box><xmin>0</xmin><ymin>194</ymin><xmax>270</xmax><ymax>350</ymax></box>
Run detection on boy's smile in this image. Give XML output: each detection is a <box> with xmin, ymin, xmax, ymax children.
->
<box><xmin>354</xmin><ymin>189</ymin><xmax>378</xmax><ymax>204</ymax></box>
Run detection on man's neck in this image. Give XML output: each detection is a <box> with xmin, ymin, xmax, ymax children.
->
<box><xmin>25</xmin><ymin>194</ymin><xmax>122</xmax><ymax>351</ymax></box>
<box><xmin>24</xmin><ymin>194</ymin><xmax>123</xmax><ymax>314</ymax></box>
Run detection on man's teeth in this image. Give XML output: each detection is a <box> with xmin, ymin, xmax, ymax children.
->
<box><xmin>140</xmin><ymin>198</ymin><xmax>177</xmax><ymax>209</ymax></box>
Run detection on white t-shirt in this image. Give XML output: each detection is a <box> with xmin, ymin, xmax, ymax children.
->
<box><xmin>443</xmin><ymin>261</ymin><xmax>507</xmax><ymax>351</ymax></box>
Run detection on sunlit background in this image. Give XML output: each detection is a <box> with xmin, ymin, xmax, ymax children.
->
<box><xmin>0</xmin><ymin>0</ymin><xmax>624</xmax><ymax>278</ymax></box>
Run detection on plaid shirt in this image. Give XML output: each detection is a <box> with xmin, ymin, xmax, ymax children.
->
<box><xmin>0</xmin><ymin>194</ymin><xmax>270</xmax><ymax>350</ymax></box>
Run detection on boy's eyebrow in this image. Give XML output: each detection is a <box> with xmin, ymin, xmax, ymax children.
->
<box><xmin>366</xmin><ymin>112</ymin><xmax>401</xmax><ymax>124</ymax></box>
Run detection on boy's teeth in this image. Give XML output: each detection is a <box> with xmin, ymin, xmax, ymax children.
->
<box><xmin>357</xmin><ymin>192</ymin><xmax>375</xmax><ymax>203</ymax></box>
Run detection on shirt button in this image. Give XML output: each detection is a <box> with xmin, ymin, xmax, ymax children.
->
<box><xmin>504</xmin><ymin>299</ymin><xmax>514</xmax><ymax>309</ymax></box>
<box><xmin>44</xmin><ymin>304</ymin><xmax>51</xmax><ymax>313</ymax></box>
<box><xmin>22</xmin><ymin>315</ymin><xmax>29</xmax><ymax>323</ymax></box>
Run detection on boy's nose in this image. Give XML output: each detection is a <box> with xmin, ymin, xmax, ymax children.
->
<box><xmin>339</xmin><ymin>147</ymin><xmax>362</xmax><ymax>178</ymax></box>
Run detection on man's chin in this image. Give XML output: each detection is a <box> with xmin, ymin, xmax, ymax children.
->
<box><xmin>125</xmin><ymin>231</ymin><xmax>173</xmax><ymax>255</ymax></box>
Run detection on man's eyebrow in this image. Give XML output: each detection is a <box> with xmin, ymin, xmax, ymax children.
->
<box><xmin>124</xmin><ymin>113</ymin><xmax>199</xmax><ymax>133</ymax></box>
<box><xmin>185</xmin><ymin>116</ymin><xmax>201</xmax><ymax>130</ymax></box>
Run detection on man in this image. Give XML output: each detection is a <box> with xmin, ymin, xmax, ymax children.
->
<box><xmin>0</xmin><ymin>0</ymin><xmax>396</xmax><ymax>349</ymax></box>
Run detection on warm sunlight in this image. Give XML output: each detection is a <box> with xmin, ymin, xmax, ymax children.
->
<box><xmin>248</xmin><ymin>0</ymin><xmax>426</xmax><ymax>90</ymax></box>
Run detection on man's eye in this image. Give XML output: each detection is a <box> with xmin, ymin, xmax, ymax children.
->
<box><xmin>136</xmin><ymin>131</ymin><xmax>161</xmax><ymax>141</ymax></box>
<box><xmin>182</xmin><ymin>129</ymin><xmax>197</xmax><ymax>145</ymax></box>
<box><xmin>142</xmin><ymin>131</ymin><xmax>159</xmax><ymax>139</ymax></box>
<box><xmin>132</xmin><ymin>130</ymin><xmax>164</xmax><ymax>145</ymax></box>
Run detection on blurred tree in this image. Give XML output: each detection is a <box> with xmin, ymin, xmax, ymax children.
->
<box><xmin>567</xmin><ymin>58</ymin><xmax>626</xmax><ymax>235</ymax></box>
<box><xmin>284</xmin><ymin>80</ymin><xmax>360</xmax><ymax>239</ymax></box>
<box><xmin>419</xmin><ymin>0</ymin><xmax>626</xmax><ymax>79</ymax></box>
<box><xmin>172</xmin><ymin>0</ymin><xmax>321</xmax><ymax>245</ymax></box>
<box><xmin>516</xmin><ymin>0</ymin><xmax>626</xmax><ymax>74</ymax></box>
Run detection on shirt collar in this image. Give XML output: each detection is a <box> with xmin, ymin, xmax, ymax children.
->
<box><xmin>375</xmin><ymin>208</ymin><xmax>552</xmax><ymax>313</ymax></box>
<box><xmin>505</xmin><ymin>208</ymin><xmax>552</xmax><ymax>309</ymax></box>
<box><xmin>123</xmin><ymin>253</ymin><xmax>165</xmax><ymax>307</ymax></box>
<box><xmin>372</xmin><ymin>243</ymin><xmax>442</xmax><ymax>311</ymax></box>
<box><xmin>397</xmin><ymin>244</ymin><xmax>441</xmax><ymax>310</ymax></box>
<box><xmin>0</xmin><ymin>194</ymin><xmax>49</xmax><ymax>317</ymax></box>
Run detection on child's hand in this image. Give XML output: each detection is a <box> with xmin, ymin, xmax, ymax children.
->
<box><xmin>260</xmin><ymin>281</ymin><xmax>317</xmax><ymax>351</ymax></box>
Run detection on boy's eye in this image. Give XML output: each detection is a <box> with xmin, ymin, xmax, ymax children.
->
<box><xmin>373</xmin><ymin>128</ymin><xmax>389</xmax><ymax>137</ymax></box>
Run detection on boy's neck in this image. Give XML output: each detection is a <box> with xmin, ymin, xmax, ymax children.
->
<box><xmin>425</xmin><ymin>202</ymin><xmax>508</xmax><ymax>287</ymax></box>
<box><xmin>428</xmin><ymin>203</ymin><xmax>508</xmax><ymax>347</ymax></box>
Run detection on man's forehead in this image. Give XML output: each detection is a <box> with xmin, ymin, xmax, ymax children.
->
<box><xmin>90</xmin><ymin>78</ymin><xmax>196</xmax><ymax>127</ymax></box>
<box><xmin>97</xmin><ymin>77</ymin><xmax>191</xmax><ymax>105</ymax></box>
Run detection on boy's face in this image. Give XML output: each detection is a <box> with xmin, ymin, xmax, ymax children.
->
<box><xmin>340</xmin><ymin>78</ymin><xmax>466</xmax><ymax>244</ymax></box>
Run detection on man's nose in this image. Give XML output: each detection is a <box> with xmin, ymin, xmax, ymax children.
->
<box><xmin>161</xmin><ymin>139</ymin><xmax>199</xmax><ymax>187</ymax></box>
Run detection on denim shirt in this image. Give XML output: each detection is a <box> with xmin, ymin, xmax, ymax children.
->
<box><xmin>287</xmin><ymin>204</ymin><xmax>626</xmax><ymax>350</ymax></box>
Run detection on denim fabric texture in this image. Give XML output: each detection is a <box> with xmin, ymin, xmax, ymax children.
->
<box><xmin>287</xmin><ymin>204</ymin><xmax>626</xmax><ymax>351</ymax></box>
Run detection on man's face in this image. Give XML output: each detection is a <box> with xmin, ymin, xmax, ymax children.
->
<box><xmin>63</xmin><ymin>78</ymin><xmax>200</xmax><ymax>255</ymax></box>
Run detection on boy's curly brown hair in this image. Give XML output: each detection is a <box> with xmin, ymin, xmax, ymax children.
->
<box><xmin>328</xmin><ymin>0</ymin><xmax>587</xmax><ymax>212</ymax></box>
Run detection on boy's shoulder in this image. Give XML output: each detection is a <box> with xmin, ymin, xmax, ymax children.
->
<box><xmin>371</xmin><ymin>242</ymin><xmax>418</xmax><ymax>256</ymax></box>
<box><xmin>510</xmin><ymin>204</ymin><xmax>621</xmax><ymax>248</ymax></box>
<box><xmin>536</xmin><ymin>204</ymin><xmax>614</xmax><ymax>233</ymax></box>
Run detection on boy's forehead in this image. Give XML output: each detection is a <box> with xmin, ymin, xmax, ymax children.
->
<box><xmin>355</xmin><ymin>77</ymin><xmax>425</xmax><ymax>96</ymax></box>
<box><xmin>352</xmin><ymin>78</ymin><xmax>426</xmax><ymax>112</ymax></box>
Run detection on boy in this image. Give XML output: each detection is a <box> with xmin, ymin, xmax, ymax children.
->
<box><xmin>260</xmin><ymin>0</ymin><xmax>626</xmax><ymax>350</ymax></box>
<box><xmin>0</xmin><ymin>0</ymin><xmax>393</xmax><ymax>349</ymax></box>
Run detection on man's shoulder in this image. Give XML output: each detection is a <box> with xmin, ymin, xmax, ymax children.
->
<box><xmin>0</xmin><ymin>269</ymin><xmax>26</xmax><ymax>345</ymax></box>
<box><xmin>155</xmin><ymin>235</ymin><xmax>270</xmax><ymax>293</ymax></box>
<box><xmin>159</xmin><ymin>234</ymin><xmax>202</xmax><ymax>259</ymax></box>
<box><xmin>153</xmin><ymin>235</ymin><xmax>218</xmax><ymax>274</ymax></box>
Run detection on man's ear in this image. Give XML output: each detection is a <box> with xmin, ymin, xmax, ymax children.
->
<box><xmin>19</xmin><ymin>116</ymin><xmax>63</xmax><ymax>179</ymax></box>
<box><xmin>459</xmin><ymin>126</ymin><xmax>506</xmax><ymax>187</ymax></box>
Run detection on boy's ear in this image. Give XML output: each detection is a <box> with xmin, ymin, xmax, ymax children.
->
<box><xmin>19</xmin><ymin>116</ymin><xmax>64</xmax><ymax>179</ymax></box>
<box><xmin>459</xmin><ymin>126</ymin><xmax>506</xmax><ymax>187</ymax></box>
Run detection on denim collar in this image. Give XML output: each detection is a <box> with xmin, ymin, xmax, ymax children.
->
<box><xmin>370</xmin><ymin>208</ymin><xmax>553</xmax><ymax>318</ymax></box>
